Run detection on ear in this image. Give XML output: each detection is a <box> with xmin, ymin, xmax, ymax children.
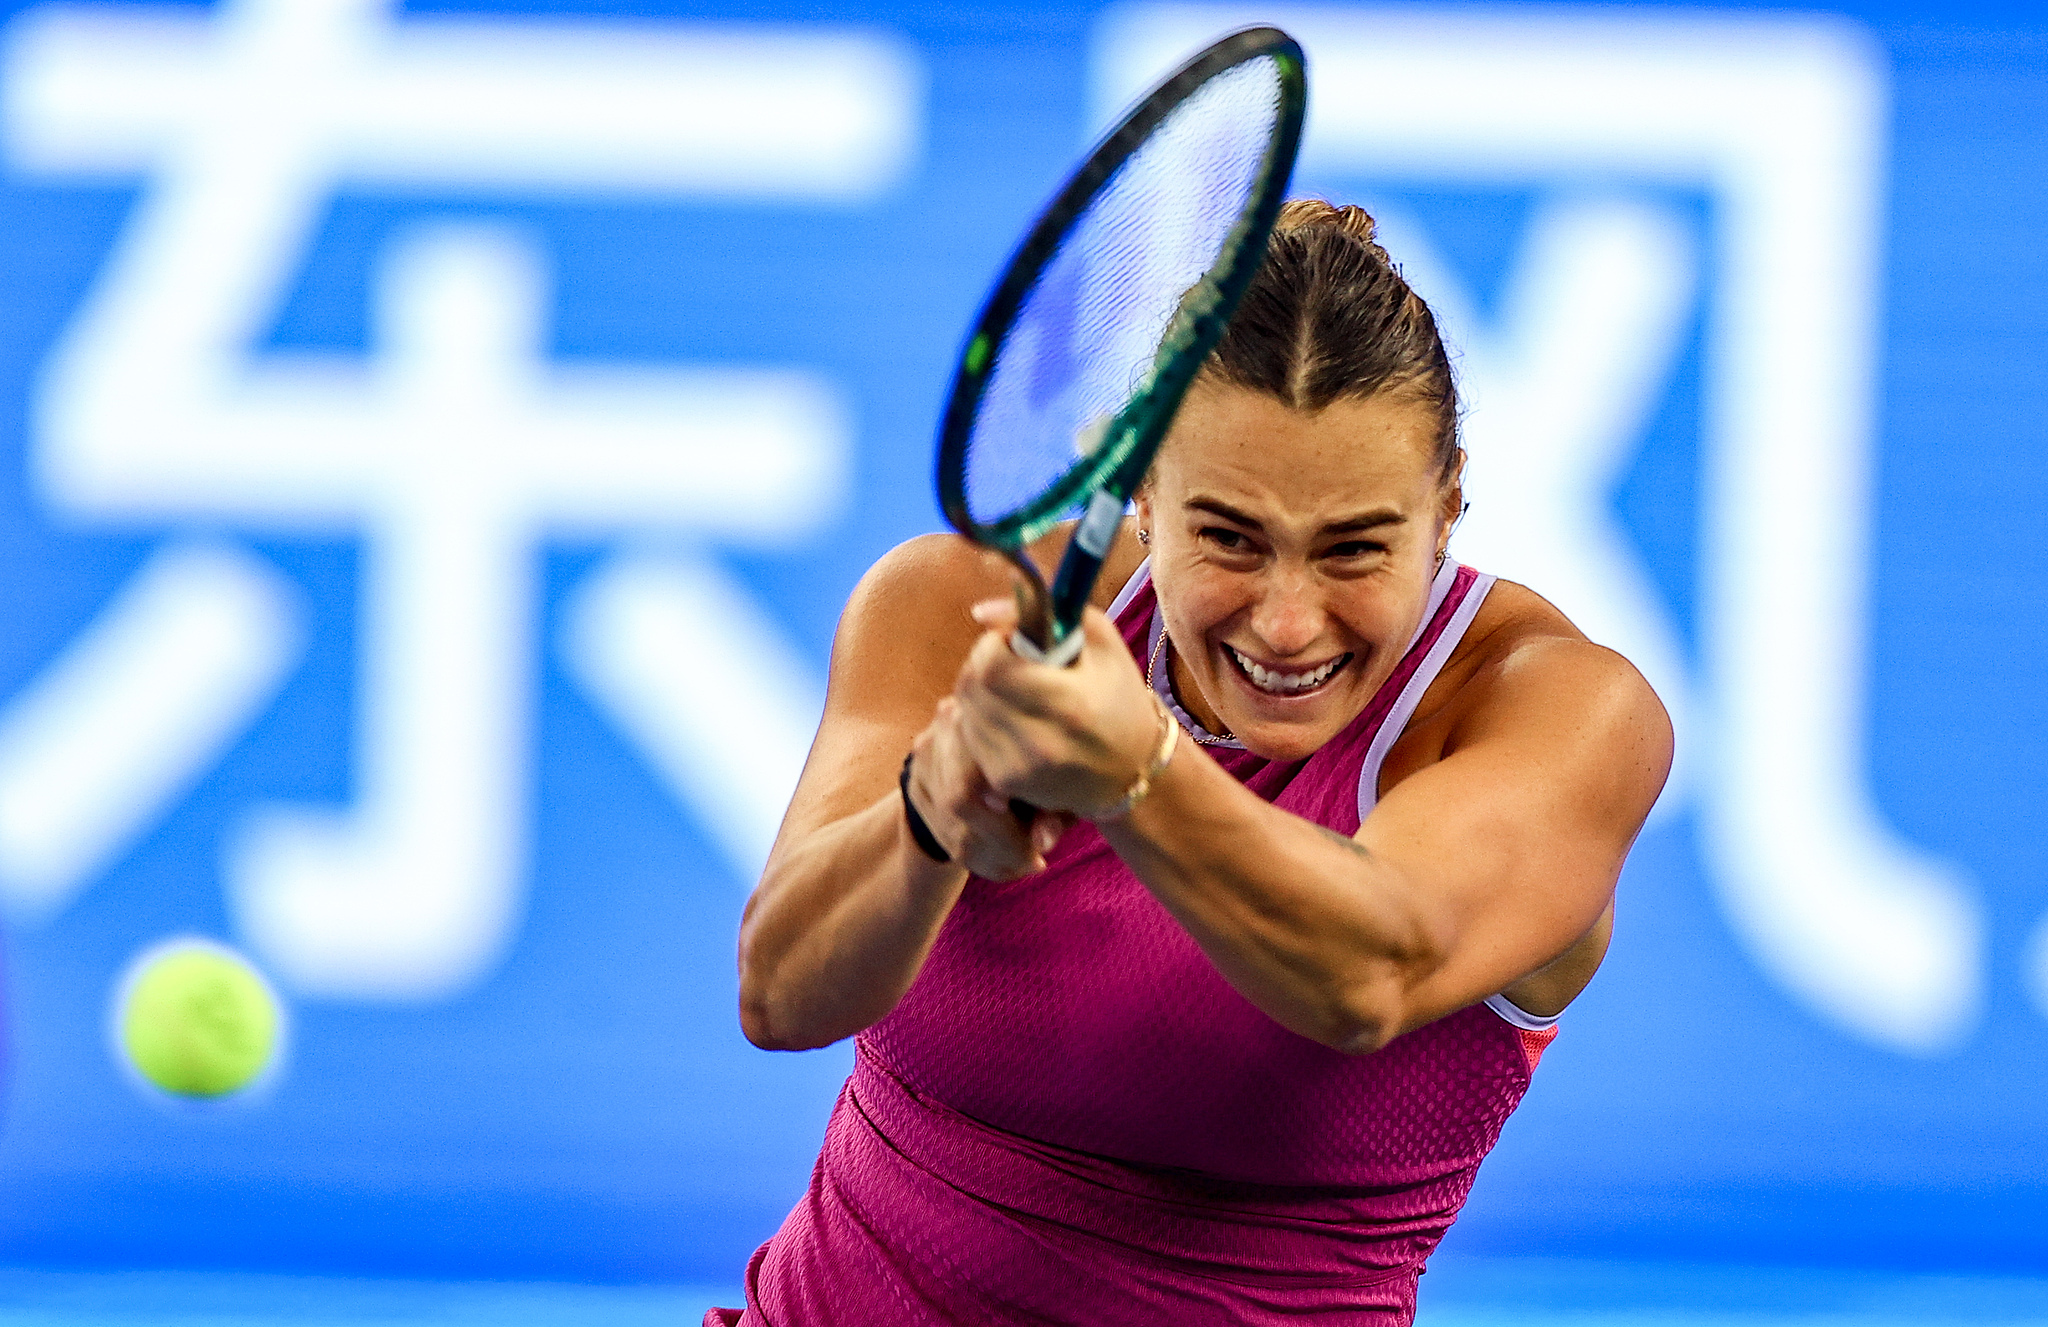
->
<box><xmin>1437</xmin><ymin>449</ymin><xmax>1468</xmax><ymax>531</ymax></box>
<box><xmin>1131</xmin><ymin>486</ymin><xmax>1154</xmax><ymax>537</ymax></box>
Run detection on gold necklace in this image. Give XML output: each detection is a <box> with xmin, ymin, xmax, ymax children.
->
<box><xmin>1146</xmin><ymin>626</ymin><xmax>1237</xmax><ymax>746</ymax></box>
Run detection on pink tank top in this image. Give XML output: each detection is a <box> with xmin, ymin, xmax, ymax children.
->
<box><xmin>718</xmin><ymin>560</ymin><xmax>1557</xmax><ymax>1327</ymax></box>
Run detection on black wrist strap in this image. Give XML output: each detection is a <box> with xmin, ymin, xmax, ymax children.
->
<box><xmin>899</xmin><ymin>753</ymin><xmax>951</xmax><ymax>863</ymax></box>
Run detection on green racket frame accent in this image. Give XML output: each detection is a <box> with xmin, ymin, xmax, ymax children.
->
<box><xmin>936</xmin><ymin>27</ymin><xmax>1307</xmax><ymax>654</ymax></box>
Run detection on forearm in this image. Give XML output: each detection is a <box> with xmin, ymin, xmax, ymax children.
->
<box><xmin>738</xmin><ymin>794</ymin><xmax>968</xmax><ymax>1051</ymax></box>
<box><xmin>1097</xmin><ymin>750</ymin><xmax>1447</xmax><ymax>1053</ymax></box>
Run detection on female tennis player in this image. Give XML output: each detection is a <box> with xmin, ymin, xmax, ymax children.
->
<box><xmin>711</xmin><ymin>201</ymin><xmax>1672</xmax><ymax>1325</ymax></box>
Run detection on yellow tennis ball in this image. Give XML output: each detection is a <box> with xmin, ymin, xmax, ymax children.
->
<box><xmin>118</xmin><ymin>941</ymin><xmax>281</xmax><ymax>1099</ymax></box>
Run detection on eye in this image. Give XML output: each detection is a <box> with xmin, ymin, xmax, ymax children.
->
<box><xmin>1325</xmin><ymin>540</ymin><xmax>1388</xmax><ymax>559</ymax></box>
<box><xmin>1200</xmin><ymin>526</ymin><xmax>1252</xmax><ymax>551</ymax></box>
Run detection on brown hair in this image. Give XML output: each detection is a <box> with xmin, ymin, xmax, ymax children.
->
<box><xmin>1201</xmin><ymin>199</ymin><xmax>1460</xmax><ymax>482</ymax></box>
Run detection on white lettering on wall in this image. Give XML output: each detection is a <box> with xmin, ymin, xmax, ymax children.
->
<box><xmin>2</xmin><ymin>0</ymin><xmax>915</xmax><ymax>997</ymax></box>
<box><xmin>0</xmin><ymin>543</ymin><xmax>300</xmax><ymax>920</ymax></box>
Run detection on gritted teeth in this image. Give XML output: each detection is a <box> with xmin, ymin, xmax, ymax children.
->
<box><xmin>1227</xmin><ymin>646</ymin><xmax>1353</xmax><ymax>695</ymax></box>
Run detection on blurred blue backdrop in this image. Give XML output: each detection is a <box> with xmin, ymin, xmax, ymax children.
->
<box><xmin>0</xmin><ymin>0</ymin><xmax>2042</xmax><ymax>1293</ymax></box>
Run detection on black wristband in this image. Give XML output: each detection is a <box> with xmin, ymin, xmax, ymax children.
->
<box><xmin>899</xmin><ymin>753</ymin><xmax>952</xmax><ymax>863</ymax></box>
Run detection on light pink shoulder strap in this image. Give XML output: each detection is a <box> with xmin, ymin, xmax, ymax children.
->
<box><xmin>1113</xmin><ymin>557</ymin><xmax>1544</xmax><ymax>1032</ymax></box>
<box><xmin>1106</xmin><ymin>557</ymin><xmax>1153</xmax><ymax>620</ymax></box>
<box><xmin>1356</xmin><ymin>563</ymin><xmax>1551</xmax><ymax>1032</ymax></box>
<box><xmin>1356</xmin><ymin>560</ymin><xmax>1497</xmax><ymax>821</ymax></box>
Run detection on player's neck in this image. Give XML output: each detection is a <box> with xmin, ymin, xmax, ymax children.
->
<box><xmin>1168</xmin><ymin>640</ymin><xmax>1231</xmax><ymax>740</ymax></box>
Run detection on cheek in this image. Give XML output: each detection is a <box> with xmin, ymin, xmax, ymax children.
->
<box><xmin>1338</xmin><ymin>582</ymin><xmax>1429</xmax><ymax>660</ymax></box>
<box><xmin>1152</xmin><ymin>562</ymin><xmax>1245</xmax><ymax>650</ymax></box>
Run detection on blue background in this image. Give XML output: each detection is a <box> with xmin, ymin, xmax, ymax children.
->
<box><xmin>0</xmin><ymin>0</ymin><xmax>2044</xmax><ymax>1289</ymax></box>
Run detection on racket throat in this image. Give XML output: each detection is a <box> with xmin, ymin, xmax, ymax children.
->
<box><xmin>1010</xmin><ymin>489</ymin><xmax>1121</xmax><ymax>669</ymax></box>
<box><xmin>1034</xmin><ymin>489</ymin><xmax>1123</xmax><ymax>667</ymax></box>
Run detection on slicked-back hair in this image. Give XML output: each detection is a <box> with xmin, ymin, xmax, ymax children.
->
<box><xmin>1201</xmin><ymin>198</ymin><xmax>1460</xmax><ymax>483</ymax></box>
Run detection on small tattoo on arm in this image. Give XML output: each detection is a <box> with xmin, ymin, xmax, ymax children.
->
<box><xmin>1315</xmin><ymin>824</ymin><xmax>1372</xmax><ymax>860</ymax></box>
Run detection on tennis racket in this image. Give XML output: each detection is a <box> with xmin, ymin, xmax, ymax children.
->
<box><xmin>936</xmin><ymin>27</ymin><xmax>1306</xmax><ymax>668</ymax></box>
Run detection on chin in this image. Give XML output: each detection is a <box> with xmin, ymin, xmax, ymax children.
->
<box><xmin>1216</xmin><ymin>685</ymin><xmax>1369</xmax><ymax>762</ymax></box>
<box><xmin>1231</xmin><ymin>719</ymin><xmax>1352</xmax><ymax>764</ymax></box>
<box><xmin>1205</xmin><ymin>642</ymin><xmax>1374</xmax><ymax>761</ymax></box>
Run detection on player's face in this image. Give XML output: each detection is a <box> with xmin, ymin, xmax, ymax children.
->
<box><xmin>1134</xmin><ymin>382</ymin><xmax>1457</xmax><ymax>763</ymax></box>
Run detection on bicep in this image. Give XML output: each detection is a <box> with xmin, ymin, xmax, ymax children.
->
<box><xmin>1356</xmin><ymin>641</ymin><xmax>1672</xmax><ymax>1031</ymax></box>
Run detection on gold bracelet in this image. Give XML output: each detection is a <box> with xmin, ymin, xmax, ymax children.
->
<box><xmin>1086</xmin><ymin>696</ymin><xmax>1180</xmax><ymax>823</ymax></box>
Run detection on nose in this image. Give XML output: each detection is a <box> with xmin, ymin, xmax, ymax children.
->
<box><xmin>1249</xmin><ymin>565</ymin><xmax>1326</xmax><ymax>658</ymax></box>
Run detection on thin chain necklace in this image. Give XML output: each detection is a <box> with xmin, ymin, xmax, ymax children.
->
<box><xmin>1146</xmin><ymin>626</ymin><xmax>1237</xmax><ymax>746</ymax></box>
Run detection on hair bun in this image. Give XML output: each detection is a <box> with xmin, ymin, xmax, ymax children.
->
<box><xmin>1199</xmin><ymin>194</ymin><xmax>1460</xmax><ymax>483</ymax></box>
<box><xmin>1274</xmin><ymin>198</ymin><xmax>1387</xmax><ymax>260</ymax></box>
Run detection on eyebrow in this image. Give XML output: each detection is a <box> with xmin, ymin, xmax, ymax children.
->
<box><xmin>1186</xmin><ymin>496</ymin><xmax>1409</xmax><ymax>535</ymax></box>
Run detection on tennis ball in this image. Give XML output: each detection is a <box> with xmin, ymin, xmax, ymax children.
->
<box><xmin>117</xmin><ymin>940</ymin><xmax>281</xmax><ymax>1100</ymax></box>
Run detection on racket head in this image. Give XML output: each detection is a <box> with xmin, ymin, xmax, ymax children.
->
<box><xmin>935</xmin><ymin>27</ymin><xmax>1306</xmax><ymax>648</ymax></box>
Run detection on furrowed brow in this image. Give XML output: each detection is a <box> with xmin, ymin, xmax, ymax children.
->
<box><xmin>1186</xmin><ymin>496</ymin><xmax>1408</xmax><ymax>536</ymax></box>
<box><xmin>1186</xmin><ymin>497</ymin><xmax>1264</xmax><ymax>530</ymax></box>
<box><xmin>1325</xmin><ymin>510</ymin><xmax>1408</xmax><ymax>535</ymax></box>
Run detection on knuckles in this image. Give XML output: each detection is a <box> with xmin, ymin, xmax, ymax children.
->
<box><xmin>937</xmin><ymin>608</ymin><xmax>1151</xmax><ymax>836</ymax></box>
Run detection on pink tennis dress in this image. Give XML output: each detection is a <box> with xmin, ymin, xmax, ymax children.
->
<box><xmin>710</xmin><ymin>559</ymin><xmax>1559</xmax><ymax>1325</ymax></box>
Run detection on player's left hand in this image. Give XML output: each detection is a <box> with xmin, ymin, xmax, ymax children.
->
<box><xmin>950</xmin><ymin>596</ymin><xmax>1166</xmax><ymax>819</ymax></box>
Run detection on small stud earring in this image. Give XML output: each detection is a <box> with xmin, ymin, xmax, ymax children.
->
<box><xmin>1137</xmin><ymin>528</ymin><xmax>1151</xmax><ymax>545</ymax></box>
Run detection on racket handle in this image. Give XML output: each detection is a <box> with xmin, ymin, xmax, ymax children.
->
<box><xmin>1009</xmin><ymin>627</ymin><xmax>1086</xmax><ymax>668</ymax></box>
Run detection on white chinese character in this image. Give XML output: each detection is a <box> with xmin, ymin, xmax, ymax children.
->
<box><xmin>0</xmin><ymin>0</ymin><xmax>918</xmax><ymax>998</ymax></box>
<box><xmin>1099</xmin><ymin>4</ymin><xmax>1979</xmax><ymax>1053</ymax></box>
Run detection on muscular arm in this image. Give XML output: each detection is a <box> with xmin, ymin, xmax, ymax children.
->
<box><xmin>954</xmin><ymin>611</ymin><xmax>1671</xmax><ymax>1054</ymax></box>
<box><xmin>737</xmin><ymin>537</ymin><xmax>987</xmax><ymax>1050</ymax></box>
<box><xmin>736</xmin><ymin>527</ymin><xmax>1140</xmax><ymax>1051</ymax></box>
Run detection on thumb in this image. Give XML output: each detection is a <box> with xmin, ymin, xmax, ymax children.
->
<box><xmin>1031</xmin><ymin>811</ymin><xmax>1076</xmax><ymax>857</ymax></box>
<box><xmin>970</xmin><ymin>594</ymin><xmax>1021</xmax><ymax>636</ymax></box>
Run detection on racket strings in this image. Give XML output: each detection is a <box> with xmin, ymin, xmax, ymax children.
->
<box><xmin>959</xmin><ymin>54</ymin><xmax>1289</xmax><ymax>535</ymax></box>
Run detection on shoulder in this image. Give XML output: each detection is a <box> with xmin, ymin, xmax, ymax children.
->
<box><xmin>827</xmin><ymin>534</ymin><xmax>1017</xmax><ymax>711</ymax></box>
<box><xmin>847</xmin><ymin>531</ymin><xmax>1012</xmax><ymax>614</ymax></box>
<box><xmin>837</xmin><ymin>521</ymin><xmax>1149</xmax><ymax>677</ymax></box>
<box><xmin>1441</xmin><ymin>578</ymin><xmax>1672</xmax><ymax>776</ymax></box>
<box><xmin>1455</xmin><ymin>580</ymin><xmax>1659</xmax><ymax>709</ymax></box>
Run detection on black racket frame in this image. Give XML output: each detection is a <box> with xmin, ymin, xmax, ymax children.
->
<box><xmin>935</xmin><ymin>26</ymin><xmax>1307</xmax><ymax>658</ymax></box>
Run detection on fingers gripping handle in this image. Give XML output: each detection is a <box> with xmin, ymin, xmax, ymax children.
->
<box><xmin>1004</xmin><ymin>488</ymin><xmax>1122</xmax><ymax>826</ymax></box>
<box><xmin>1005</xmin><ymin>626</ymin><xmax>1084</xmax><ymax>827</ymax></box>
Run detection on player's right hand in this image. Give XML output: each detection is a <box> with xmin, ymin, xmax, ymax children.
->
<box><xmin>908</xmin><ymin>697</ymin><xmax>1071</xmax><ymax>881</ymax></box>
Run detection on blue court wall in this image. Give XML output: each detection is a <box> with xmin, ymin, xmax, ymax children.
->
<box><xmin>0</xmin><ymin>0</ymin><xmax>2042</xmax><ymax>1282</ymax></box>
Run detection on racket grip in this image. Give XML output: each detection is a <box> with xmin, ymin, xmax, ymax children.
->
<box><xmin>1009</xmin><ymin>627</ymin><xmax>1086</xmax><ymax>668</ymax></box>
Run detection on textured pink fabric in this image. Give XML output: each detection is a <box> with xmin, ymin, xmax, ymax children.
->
<box><xmin>716</xmin><ymin>565</ymin><xmax>1544</xmax><ymax>1326</ymax></box>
